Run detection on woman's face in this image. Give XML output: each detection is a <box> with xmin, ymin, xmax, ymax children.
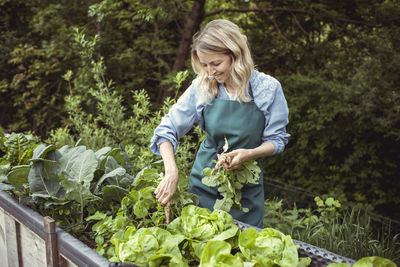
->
<box><xmin>197</xmin><ymin>51</ymin><xmax>232</xmax><ymax>85</ymax></box>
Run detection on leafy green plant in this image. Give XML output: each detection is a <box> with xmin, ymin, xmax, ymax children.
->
<box><xmin>0</xmin><ymin>132</ymin><xmax>39</xmax><ymax>191</ymax></box>
<box><xmin>112</xmin><ymin>227</ymin><xmax>187</xmax><ymax>266</ymax></box>
<box><xmin>263</xmin><ymin>198</ymin><xmax>313</xmax><ymax>236</ymax></box>
<box><xmin>0</xmin><ymin>142</ymin><xmax>133</xmax><ymax>227</ymax></box>
<box><xmin>86</xmin><ymin>165</ymin><xmax>198</xmax><ymax>258</ymax></box>
<box><xmin>238</xmin><ymin>227</ymin><xmax>310</xmax><ymax>267</ymax></box>
<box><xmin>202</xmin><ymin>159</ymin><xmax>261</xmax><ymax>212</ymax></box>
<box><xmin>1</xmin><ymin>132</ymin><xmax>39</xmax><ymax>166</ymax></box>
<box><xmin>167</xmin><ymin>205</ymin><xmax>240</xmax><ymax>261</ymax></box>
<box><xmin>85</xmin><ymin>210</ymin><xmax>134</xmax><ymax>258</ymax></box>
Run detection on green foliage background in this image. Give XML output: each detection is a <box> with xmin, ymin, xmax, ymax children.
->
<box><xmin>0</xmin><ymin>0</ymin><xmax>399</xmax><ymax>222</ymax></box>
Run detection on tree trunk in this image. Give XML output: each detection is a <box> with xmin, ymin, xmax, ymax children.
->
<box><xmin>160</xmin><ymin>0</ymin><xmax>205</xmax><ymax>101</ymax></box>
<box><xmin>172</xmin><ymin>0</ymin><xmax>205</xmax><ymax>72</ymax></box>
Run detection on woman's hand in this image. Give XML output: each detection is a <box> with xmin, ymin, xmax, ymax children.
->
<box><xmin>156</xmin><ymin>141</ymin><xmax>179</xmax><ymax>206</ymax></box>
<box><xmin>222</xmin><ymin>148</ymin><xmax>251</xmax><ymax>171</ymax></box>
<box><xmin>221</xmin><ymin>142</ymin><xmax>276</xmax><ymax>171</ymax></box>
<box><xmin>154</xmin><ymin>169</ymin><xmax>178</xmax><ymax>206</ymax></box>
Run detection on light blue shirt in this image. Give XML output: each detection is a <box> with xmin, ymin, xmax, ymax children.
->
<box><xmin>150</xmin><ymin>69</ymin><xmax>290</xmax><ymax>156</ymax></box>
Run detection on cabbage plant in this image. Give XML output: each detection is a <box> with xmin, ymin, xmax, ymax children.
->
<box><xmin>167</xmin><ymin>205</ymin><xmax>239</xmax><ymax>260</ymax></box>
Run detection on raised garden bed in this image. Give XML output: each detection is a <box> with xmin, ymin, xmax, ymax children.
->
<box><xmin>0</xmin><ymin>190</ymin><xmax>356</xmax><ymax>267</ymax></box>
<box><xmin>0</xmin><ymin>190</ymin><xmax>109</xmax><ymax>267</ymax></box>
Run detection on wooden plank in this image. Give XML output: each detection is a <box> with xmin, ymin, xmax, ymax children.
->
<box><xmin>0</xmin><ymin>206</ymin><xmax>10</xmax><ymax>266</ymax></box>
<box><xmin>44</xmin><ymin>216</ymin><xmax>58</xmax><ymax>267</ymax></box>
<box><xmin>4</xmin><ymin>212</ymin><xmax>22</xmax><ymax>267</ymax></box>
<box><xmin>19</xmin><ymin>222</ymin><xmax>46</xmax><ymax>267</ymax></box>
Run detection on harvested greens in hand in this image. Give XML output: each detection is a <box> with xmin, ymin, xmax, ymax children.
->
<box><xmin>201</xmin><ymin>137</ymin><xmax>261</xmax><ymax>212</ymax></box>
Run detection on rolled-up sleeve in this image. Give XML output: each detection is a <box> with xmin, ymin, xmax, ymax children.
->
<box><xmin>150</xmin><ymin>79</ymin><xmax>203</xmax><ymax>156</ymax></box>
<box><xmin>251</xmin><ymin>70</ymin><xmax>290</xmax><ymax>155</ymax></box>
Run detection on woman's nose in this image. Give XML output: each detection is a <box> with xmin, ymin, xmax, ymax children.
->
<box><xmin>208</xmin><ymin>66</ymin><xmax>216</xmax><ymax>75</ymax></box>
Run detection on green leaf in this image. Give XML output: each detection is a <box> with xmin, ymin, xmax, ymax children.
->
<box><xmin>149</xmin><ymin>253</ymin><xmax>188</xmax><ymax>267</ymax></box>
<box><xmin>86</xmin><ymin>211</ymin><xmax>108</xmax><ymax>221</ymax></box>
<box><xmin>62</xmin><ymin>171</ymin><xmax>100</xmax><ymax>204</ymax></box>
<box><xmin>133</xmin><ymin>200</ymin><xmax>149</xmax><ymax>218</ymax></box>
<box><xmin>199</xmin><ymin>240</ymin><xmax>243</xmax><ymax>267</ymax></box>
<box><xmin>58</xmin><ymin>145</ymin><xmax>88</xmax><ymax>174</ymax></box>
<box><xmin>96</xmin><ymin>146</ymin><xmax>112</xmax><ymax>170</ymax></box>
<box><xmin>7</xmin><ymin>165</ymin><xmax>30</xmax><ymax>190</ymax></box>
<box><xmin>0</xmin><ymin>182</ymin><xmax>14</xmax><ymax>191</ymax></box>
<box><xmin>94</xmin><ymin>166</ymin><xmax>125</xmax><ymax>193</ymax></box>
<box><xmin>94</xmin><ymin>156</ymin><xmax>133</xmax><ymax>194</ymax></box>
<box><xmin>102</xmin><ymin>185</ymin><xmax>129</xmax><ymax>202</ymax></box>
<box><xmin>0</xmin><ymin>162</ymin><xmax>11</xmax><ymax>180</ymax></box>
<box><xmin>61</xmin><ymin>149</ymin><xmax>98</xmax><ymax>204</ymax></box>
<box><xmin>298</xmin><ymin>257</ymin><xmax>312</xmax><ymax>267</ymax></box>
<box><xmin>352</xmin><ymin>256</ymin><xmax>397</xmax><ymax>267</ymax></box>
<box><xmin>106</xmin><ymin>148</ymin><xmax>126</xmax><ymax>167</ymax></box>
<box><xmin>29</xmin><ymin>144</ymin><xmax>56</xmax><ymax>162</ymax></box>
<box><xmin>28</xmin><ymin>149</ymin><xmax>64</xmax><ymax>199</ymax></box>
<box><xmin>63</xmin><ymin>148</ymin><xmax>97</xmax><ymax>184</ymax></box>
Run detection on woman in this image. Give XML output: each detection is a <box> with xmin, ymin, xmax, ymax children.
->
<box><xmin>150</xmin><ymin>19</ymin><xmax>289</xmax><ymax>227</ymax></box>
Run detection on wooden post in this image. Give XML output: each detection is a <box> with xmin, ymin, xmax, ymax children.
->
<box><xmin>44</xmin><ymin>216</ymin><xmax>58</xmax><ymax>267</ymax></box>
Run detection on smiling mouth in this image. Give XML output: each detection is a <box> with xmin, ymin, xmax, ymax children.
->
<box><xmin>208</xmin><ymin>73</ymin><xmax>223</xmax><ymax>81</ymax></box>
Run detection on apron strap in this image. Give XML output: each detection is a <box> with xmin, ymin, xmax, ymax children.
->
<box><xmin>248</xmin><ymin>81</ymin><xmax>254</xmax><ymax>99</ymax></box>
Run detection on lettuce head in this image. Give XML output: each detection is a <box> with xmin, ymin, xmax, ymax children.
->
<box><xmin>167</xmin><ymin>205</ymin><xmax>239</xmax><ymax>259</ymax></box>
<box><xmin>116</xmin><ymin>226</ymin><xmax>186</xmax><ymax>267</ymax></box>
<box><xmin>239</xmin><ymin>227</ymin><xmax>299</xmax><ymax>267</ymax></box>
<box><xmin>199</xmin><ymin>240</ymin><xmax>244</xmax><ymax>267</ymax></box>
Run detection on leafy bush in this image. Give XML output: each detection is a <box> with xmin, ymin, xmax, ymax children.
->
<box><xmin>264</xmin><ymin>61</ymin><xmax>400</xmax><ymax>220</ymax></box>
<box><xmin>0</xmin><ymin>142</ymin><xmax>133</xmax><ymax>228</ymax></box>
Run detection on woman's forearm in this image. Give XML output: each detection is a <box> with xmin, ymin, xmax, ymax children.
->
<box><xmin>244</xmin><ymin>141</ymin><xmax>275</xmax><ymax>161</ymax></box>
<box><xmin>155</xmin><ymin>141</ymin><xmax>179</xmax><ymax>205</ymax></box>
<box><xmin>159</xmin><ymin>141</ymin><xmax>178</xmax><ymax>174</ymax></box>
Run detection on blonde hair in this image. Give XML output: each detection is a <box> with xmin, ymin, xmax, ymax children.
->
<box><xmin>191</xmin><ymin>19</ymin><xmax>254</xmax><ymax>102</ymax></box>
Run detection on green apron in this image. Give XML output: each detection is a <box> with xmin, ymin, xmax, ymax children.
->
<box><xmin>189</xmin><ymin>98</ymin><xmax>266</xmax><ymax>227</ymax></box>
